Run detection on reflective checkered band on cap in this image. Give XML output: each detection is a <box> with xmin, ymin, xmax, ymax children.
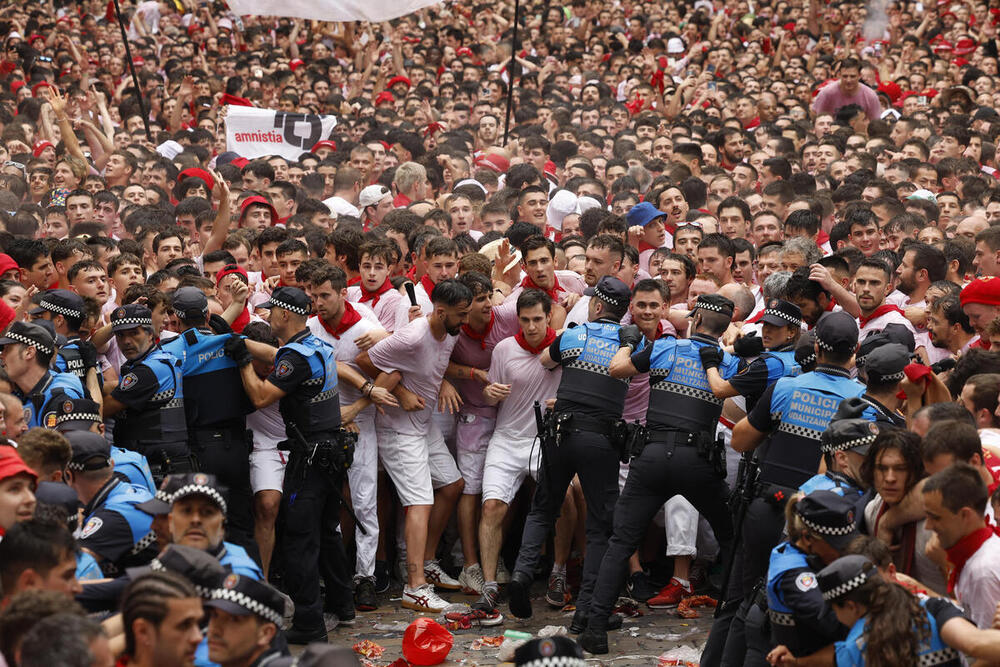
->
<box><xmin>40</xmin><ymin>299</ymin><xmax>83</xmax><ymax>318</ymax></box>
<box><xmin>696</xmin><ymin>301</ymin><xmax>727</xmax><ymax>313</ymax></box>
<box><xmin>267</xmin><ymin>298</ymin><xmax>309</xmax><ymax>316</ymax></box>
<box><xmin>799</xmin><ymin>352</ymin><xmax>816</xmax><ymax>366</ymax></box>
<box><xmin>799</xmin><ymin>514</ymin><xmax>855</xmax><ymax>537</ymax></box>
<box><xmin>822</xmin><ymin>433</ymin><xmax>878</xmax><ymax>454</ymax></box>
<box><xmin>769</xmin><ymin>611</ymin><xmax>796</xmax><ymax>627</ymax></box>
<box><xmin>149</xmin><ymin>557</ymin><xmax>214</xmax><ymax>597</ymax></box>
<box><xmin>130</xmin><ymin>531</ymin><xmax>156</xmax><ymax>555</ymax></box>
<box><xmin>66</xmin><ymin>456</ymin><xmax>111</xmax><ymax>471</ymax></box>
<box><xmin>4</xmin><ymin>331</ymin><xmax>52</xmax><ymax>355</ymax></box>
<box><xmin>816</xmin><ymin>337</ymin><xmax>835</xmax><ymax>351</ymax></box>
<box><xmin>917</xmin><ymin>647</ymin><xmax>960</xmax><ymax>666</ymax></box>
<box><xmin>517</xmin><ymin>658</ymin><xmax>587</xmax><ymax>667</ymax></box>
<box><xmin>56</xmin><ymin>410</ymin><xmax>101</xmax><ymax>424</ymax></box>
<box><xmin>873</xmin><ymin>370</ymin><xmax>905</xmax><ymax>383</ymax></box>
<box><xmin>153</xmin><ymin>489</ymin><xmax>173</xmax><ymax>503</ymax></box>
<box><xmin>210</xmin><ymin>588</ymin><xmax>283</xmax><ymax>625</ymax></box>
<box><xmin>763</xmin><ymin>308</ymin><xmax>801</xmax><ymax>327</ymax></box>
<box><xmin>822</xmin><ymin>570</ymin><xmax>870</xmax><ymax>601</ymax></box>
<box><xmin>593</xmin><ymin>285</ymin><xmax>626</xmax><ymax>307</ymax></box>
<box><xmin>172</xmin><ymin>483</ymin><xmax>228</xmax><ymax>514</ymax></box>
<box><xmin>112</xmin><ymin>317</ymin><xmax>153</xmax><ymax>327</ymax></box>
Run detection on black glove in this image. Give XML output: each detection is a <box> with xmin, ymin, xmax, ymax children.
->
<box><xmin>618</xmin><ymin>324</ymin><xmax>642</xmax><ymax>349</ymax></box>
<box><xmin>77</xmin><ymin>340</ymin><xmax>98</xmax><ymax>370</ymax></box>
<box><xmin>208</xmin><ymin>313</ymin><xmax>233</xmax><ymax>335</ymax></box>
<box><xmin>699</xmin><ymin>344</ymin><xmax>723</xmax><ymax>370</ymax></box>
<box><xmin>833</xmin><ymin>397</ymin><xmax>867</xmax><ymax>421</ymax></box>
<box><xmin>733</xmin><ymin>333</ymin><xmax>764</xmax><ymax>358</ymax></box>
<box><xmin>223</xmin><ymin>334</ymin><xmax>252</xmax><ymax>368</ymax></box>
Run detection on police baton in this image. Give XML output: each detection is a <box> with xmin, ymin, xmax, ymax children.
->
<box><xmin>288</xmin><ymin>423</ymin><xmax>368</xmax><ymax>536</ymax></box>
<box><xmin>715</xmin><ymin>453</ymin><xmax>758</xmax><ymax>617</ymax></box>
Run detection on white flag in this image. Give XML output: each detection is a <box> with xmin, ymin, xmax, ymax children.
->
<box><xmin>224</xmin><ymin>0</ymin><xmax>440</xmax><ymax>23</ymax></box>
<box><xmin>225</xmin><ymin>106</ymin><xmax>337</xmax><ymax>161</ymax></box>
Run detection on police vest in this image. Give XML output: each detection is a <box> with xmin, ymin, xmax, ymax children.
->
<box><xmin>761</xmin><ymin>349</ymin><xmax>801</xmax><ymax>384</ymax></box>
<box><xmin>23</xmin><ymin>372</ymin><xmax>85</xmax><ymax>429</ymax></box>
<box><xmin>114</xmin><ymin>348</ymin><xmax>187</xmax><ymax>450</ymax></box>
<box><xmin>837</xmin><ymin>599</ymin><xmax>961</xmax><ymax>666</ymax></box>
<box><xmin>278</xmin><ymin>334</ymin><xmax>341</xmax><ymax>436</ymax></box>
<box><xmin>55</xmin><ymin>339</ymin><xmax>86</xmax><ymax>379</ymax></box>
<box><xmin>766</xmin><ymin>542</ymin><xmax>822</xmax><ymax>654</ymax></box>
<box><xmin>111</xmin><ymin>447</ymin><xmax>157</xmax><ymax>495</ymax></box>
<box><xmin>75</xmin><ymin>551</ymin><xmax>104</xmax><ymax>581</ymax></box>
<box><xmin>218</xmin><ymin>541</ymin><xmax>264</xmax><ymax>579</ymax></box>
<box><xmin>859</xmin><ymin>395</ymin><xmax>906</xmax><ymax>429</ymax></box>
<box><xmin>758</xmin><ymin>367</ymin><xmax>865</xmax><ymax>488</ymax></box>
<box><xmin>83</xmin><ymin>478</ymin><xmax>156</xmax><ymax>571</ymax></box>
<box><xmin>554</xmin><ymin>321</ymin><xmax>629</xmax><ymax>420</ymax></box>
<box><xmin>799</xmin><ymin>471</ymin><xmax>864</xmax><ymax>498</ymax></box>
<box><xmin>647</xmin><ymin>335</ymin><xmax>740</xmax><ymax>434</ymax></box>
<box><xmin>162</xmin><ymin>329</ymin><xmax>253</xmax><ymax>428</ymax></box>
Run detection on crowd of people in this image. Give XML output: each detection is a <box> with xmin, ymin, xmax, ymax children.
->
<box><xmin>4</xmin><ymin>0</ymin><xmax>1000</xmax><ymax>664</ymax></box>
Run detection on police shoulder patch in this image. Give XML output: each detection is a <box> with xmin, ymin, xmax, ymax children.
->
<box><xmin>795</xmin><ymin>572</ymin><xmax>817</xmax><ymax>592</ymax></box>
<box><xmin>81</xmin><ymin>517</ymin><xmax>103</xmax><ymax>538</ymax></box>
<box><xmin>120</xmin><ymin>373</ymin><xmax>139</xmax><ymax>390</ymax></box>
<box><xmin>275</xmin><ymin>360</ymin><xmax>294</xmax><ymax>378</ymax></box>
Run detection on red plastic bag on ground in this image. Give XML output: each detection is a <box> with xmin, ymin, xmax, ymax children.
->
<box><xmin>402</xmin><ymin>617</ymin><xmax>453</xmax><ymax>665</ymax></box>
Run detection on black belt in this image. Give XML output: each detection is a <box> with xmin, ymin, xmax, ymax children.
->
<box><xmin>190</xmin><ymin>425</ymin><xmax>247</xmax><ymax>440</ymax></box>
<box><xmin>562</xmin><ymin>412</ymin><xmax>615</xmax><ymax>436</ymax></box>
<box><xmin>646</xmin><ymin>428</ymin><xmax>700</xmax><ymax>447</ymax></box>
<box><xmin>754</xmin><ymin>481</ymin><xmax>797</xmax><ymax>506</ymax></box>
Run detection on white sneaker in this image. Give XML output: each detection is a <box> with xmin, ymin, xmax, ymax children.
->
<box><xmin>459</xmin><ymin>563</ymin><xmax>486</xmax><ymax>594</ymax></box>
<box><xmin>496</xmin><ymin>561</ymin><xmax>512</xmax><ymax>585</ymax></box>
<box><xmin>402</xmin><ymin>584</ymin><xmax>449</xmax><ymax>613</ymax></box>
<box><xmin>424</xmin><ymin>559</ymin><xmax>462</xmax><ymax>590</ymax></box>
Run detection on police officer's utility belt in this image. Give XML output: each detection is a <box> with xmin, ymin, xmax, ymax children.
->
<box><xmin>279</xmin><ymin>428</ymin><xmax>357</xmax><ymax>474</ymax></box>
<box><xmin>646</xmin><ymin>427</ymin><xmax>726</xmax><ymax>477</ymax></box>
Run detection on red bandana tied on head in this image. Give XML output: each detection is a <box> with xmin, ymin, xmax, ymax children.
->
<box><xmin>520</xmin><ymin>274</ymin><xmax>561</xmax><ymax>301</ymax></box>
<box><xmin>516</xmin><ymin>327</ymin><xmax>557</xmax><ymax>355</ymax></box>
<box><xmin>319</xmin><ymin>302</ymin><xmax>362</xmax><ymax>339</ymax></box>
<box><xmin>360</xmin><ymin>278</ymin><xmax>393</xmax><ymax>307</ymax></box>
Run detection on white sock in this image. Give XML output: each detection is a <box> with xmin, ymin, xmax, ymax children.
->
<box><xmin>673</xmin><ymin>577</ymin><xmax>691</xmax><ymax>588</ymax></box>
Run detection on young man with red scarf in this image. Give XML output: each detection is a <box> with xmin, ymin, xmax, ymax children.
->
<box><xmin>922</xmin><ymin>464</ymin><xmax>1000</xmax><ymax>628</ymax></box>
<box><xmin>392</xmin><ymin>236</ymin><xmax>459</xmax><ymax>328</ymax></box>
<box><xmin>504</xmin><ymin>235</ymin><xmax>587</xmax><ymax>307</ymax></box>
<box><xmin>306</xmin><ymin>264</ymin><xmax>387</xmax><ymax>613</ymax></box>
<box><xmin>472</xmin><ymin>288</ymin><xmax>562</xmax><ymax>616</ymax></box>
<box><xmin>854</xmin><ymin>258</ymin><xmax>915</xmax><ymax>339</ymax></box>
<box><xmin>348</xmin><ymin>240</ymin><xmax>402</xmax><ymax>333</ymax></box>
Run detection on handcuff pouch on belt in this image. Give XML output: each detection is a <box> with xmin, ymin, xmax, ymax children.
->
<box><xmin>622</xmin><ymin>421</ymin><xmax>648</xmax><ymax>463</ymax></box>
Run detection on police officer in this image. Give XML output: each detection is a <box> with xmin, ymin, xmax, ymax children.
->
<box><xmin>579</xmin><ymin>294</ymin><xmax>742</xmax><ymax>654</ymax></box>
<box><xmin>205</xmin><ymin>574</ymin><xmax>288</xmax><ymax>667</ymax></box>
<box><xmin>506</xmin><ymin>276</ymin><xmax>632</xmax><ymax>626</ymax></box>
<box><xmin>705</xmin><ymin>311</ymin><xmax>865</xmax><ymax>666</ymax></box>
<box><xmin>857</xmin><ymin>343</ymin><xmax>909</xmax><ymax>428</ymax></box>
<box><xmin>63</xmin><ymin>430</ymin><xmax>157</xmax><ymax>577</ymax></box>
<box><xmin>55</xmin><ymin>396</ymin><xmax>157</xmax><ymax>494</ymax></box>
<box><xmin>102</xmin><ymin>304</ymin><xmax>192</xmax><ymax>479</ymax></box>
<box><xmin>0</xmin><ymin>321</ymin><xmax>85</xmax><ymax>429</ymax></box>
<box><xmin>224</xmin><ymin>286</ymin><xmax>369</xmax><ymax>644</ymax></box>
<box><xmin>800</xmin><ymin>418</ymin><xmax>876</xmax><ymax>498</ymax></box>
<box><xmin>28</xmin><ymin>289</ymin><xmax>102</xmax><ymax>403</ymax></box>
<box><xmin>703</xmin><ymin>299</ymin><xmax>803</xmax><ymax>411</ymax></box>
<box><xmin>162</xmin><ymin>287</ymin><xmax>256</xmax><ymax>555</ymax></box>
<box><xmin>759</xmin><ymin>491</ymin><xmax>857</xmax><ymax>664</ymax></box>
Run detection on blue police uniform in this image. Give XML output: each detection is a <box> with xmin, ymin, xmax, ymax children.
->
<box><xmin>75</xmin><ymin>551</ymin><xmax>104</xmax><ymax>581</ymax></box>
<box><xmin>111</xmin><ymin>447</ymin><xmax>157</xmax><ymax>495</ymax></box>
<box><xmin>799</xmin><ymin>471</ymin><xmax>864</xmax><ymax>497</ymax></box>
<box><xmin>858</xmin><ymin>395</ymin><xmax>906</xmax><ymax>429</ymax></box>
<box><xmin>112</xmin><ymin>344</ymin><xmax>190</xmax><ymax>476</ymax></box>
<box><xmin>79</xmin><ymin>477</ymin><xmax>157</xmax><ymax>576</ymax></box>
<box><xmin>585</xmin><ymin>332</ymin><xmax>741</xmax><ymax>633</ymax></box>
<box><xmin>17</xmin><ymin>371</ymin><xmax>85</xmax><ymax>429</ymax></box>
<box><xmin>163</xmin><ymin>328</ymin><xmax>256</xmax><ymax>554</ymax></box>
<box><xmin>511</xmin><ymin>317</ymin><xmax>630</xmax><ymax>619</ymax></box>
<box><xmin>765</xmin><ymin>542</ymin><xmax>844</xmax><ymax>657</ymax></box>
<box><xmin>727</xmin><ymin>345</ymin><xmax>801</xmax><ymax>412</ymax></box>
<box><xmin>194</xmin><ymin>541</ymin><xmax>266</xmax><ymax>667</ymax></box>
<box><xmin>835</xmin><ymin>598</ymin><xmax>962</xmax><ymax>666</ymax></box>
<box><xmin>265</xmin><ymin>329</ymin><xmax>347</xmax><ymax>634</ymax></box>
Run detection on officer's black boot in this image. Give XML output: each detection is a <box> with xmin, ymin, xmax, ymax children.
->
<box><xmin>570</xmin><ymin>610</ymin><xmax>623</xmax><ymax>634</ymax></box>
<box><xmin>285</xmin><ymin>625</ymin><xmax>328</xmax><ymax>645</ymax></box>
<box><xmin>507</xmin><ymin>570</ymin><xmax>533</xmax><ymax>619</ymax></box>
<box><xmin>579</xmin><ymin>629</ymin><xmax>609</xmax><ymax>655</ymax></box>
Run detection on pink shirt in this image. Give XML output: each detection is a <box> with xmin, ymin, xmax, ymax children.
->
<box><xmin>488</xmin><ymin>337</ymin><xmax>563</xmax><ymax>441</ymax></box>
<box><xmin>392</xmin><ymin>280</ymin><xmax>434</xmax><ymax>329</ymax></box>
<box><xmin>504</xmin><ymin>270</ymin><xmax>588</xmax><ymax>304</ymax></box>
<box><xmin>450</xmin><ymin>301</ymin><xmax>520</xmax><ymax>418</ymax></box>
<box><xmin>348</xmin><ymin>284</ymin><xmax>402</xmax><ymax>332</ymax></box>
<box><xmin>811</xmin><ymin>81</ymin><xmax>881</xmax><ymax>120</ymax></box>
<box><xmin>368</xmin><ymin>317</ymin><xmax>457</xmax><ymax>435</ymax></box>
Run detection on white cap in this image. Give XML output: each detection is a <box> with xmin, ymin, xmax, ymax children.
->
<box><xmin>217</xmin><ymin>17</ymin><xmax>233</xmax><ymax>30</ymax></box>
<box><xmin>576</xmin><ymin>196</ymin><xmax>602</xmax><ymax>215</ymax></box>
<box><xmin>906</xmin><ymin>189</ymin><xmax>937</xmax><ymax>203</ymax></box>
<box><xmin>667</xmin><ymin>37</ymin><xmax>685</xmax><ymax>54</ymax></box>
<box><xmin>547</xmin><ymin>189</ymin><xmax>578</xmax><ymax>231</ymax></box>
<box><xmin>156</xmin><ymin>140</ymin><xmax>184</xmax><ymax>159</ymax></box>
<box><xmin>454</xmin><ymin>178</ymin><xmax>487</xmax><ymax>195</ymax></box>
<box><xmin>479</xmin><ymin>238</ymin><xmax>522</xmax><ymax>274</ymax></box>
<box><xmin>359</xmin><ymin>184</ymin><xmax>391</xmax><ymax>208</ymax></box>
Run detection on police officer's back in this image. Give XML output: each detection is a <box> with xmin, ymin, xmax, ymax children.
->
<box><xmin>63</xmin><ymin>430</ymin><xmax>156</xmax><ymax>577</ymax></box>
<box><xmin>0</xmin><ymin>321</ymin><xmax>85</xmax><ymax>429</ymax></box>
<box><xmin>29</xmin><ymin>289</ymin><xmax>102</xmax><ymax>402</ymax></box>
<box><xmin>102</xmin><ymin>304</ymin><xmax>190</xmax><ymax>476</ymax></box>
<box><xmin>856</xmin><ymin>343</ymin><xmax>909</xmax><ymax>428</ymax></box>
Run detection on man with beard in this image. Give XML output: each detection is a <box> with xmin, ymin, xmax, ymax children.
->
<box><xmin>205</xmin><ymin>574</ymin><xmax>286</xmax><ymax>667</ymax></box>
<box><xmin>855</xmin><ymin>259</ymin><xmax>914</xmax><ymax>339</ymax></box>
<box><xmin>927</xmin><ymin>295</ymin><xmax>978</xmax><ymax>354</ymax></box>
<box><xmin>564</xmin><ymin>234</ymin><xmax>624</xmax><ymax>325</ymax></box>
<box><xmin>894</xmin><ymin>243</ymin><xmax>947</xmax><ymax>309</ymax></box>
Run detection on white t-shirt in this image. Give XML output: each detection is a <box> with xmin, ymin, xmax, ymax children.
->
<box><xmin>347</xmin><ymin>284</ymin><xmax>402</xmax><ymax>332</ymax></box>
<box><xmin>488</xmin><ymin>337</ymin><xmax>562</xmax><ymax>441</ymax></box>
<box><xmin>955</xmin><ymin>533</ymin><xmax>1000</xmax><ymax>628</ymax></box>
<box><xmin>307</xmin><ymin>311</ymin><xmax>384</xmax><ymax>412</ymax></box>
<box><xmin>247</xmin><ymin>402</ymin><xmax>286</xmax><ymax>451</ymax></box>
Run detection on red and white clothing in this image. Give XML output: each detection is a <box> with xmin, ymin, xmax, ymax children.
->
<box><xmin>392</xmin><ymin>275</ymin><xmax>437</xmax><ymax>328</ymax></box>
<box><xmin>504</xmin><ymin>270</ymin><xmax>587</xmax><ymax>305</ymax></box>
<box><xmin>950</xmin><ymin>529</ymin><xmax>1000</xmax><ymax>628</ymax></box>
<box><xmin>857</xmin><ymin>304</ymin><xmax>914</xmax><ymax>339</ymax></box>
<box><xmin>348</xmin><ymin>279</ymin><xmax>402</xmax><ymax>332</ymax></box>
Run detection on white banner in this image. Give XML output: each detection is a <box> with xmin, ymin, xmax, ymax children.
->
<box><xmin>224</xmin><ymin>106</ymin><xmax>337</xmax><ymax>161</ymax></box>
<box><xmin>224</xmin><ymin>0</ymin><xmax>440</xmax><ymax>23</ymax></box>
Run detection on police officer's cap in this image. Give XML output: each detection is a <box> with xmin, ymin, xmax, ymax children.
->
<box><xmin>110</xmin><ymin>303</ymin><xmax>154</xmax><ymax>332</ymax></box>
<box><xmin>172</xmin><ymin>287</ymin><xmax>209</xmax><ymax>320</ymax></box>
<box><xmin>864</xmin><ymin>343</ymin><xmax>909</xmax><ymax>385</ymax></box>
<box><xmin>35</xmin><ymin>480</ymin><xmax>81</xmax><ymax>518</ymax></box>
<box><xmin>818</xmin><ymin>554</ymin><xmax>877</xmax><ymax>602</ymax></box>
<box><xmin>54</xmin><ymin>397</ymin><xmax>102</xmax><ymax>432</ymax></box>
<box><xmin>128</xmin><ymin>544</ymin><xmax>226</xmax><ymax>597</ymax></box>
<box><xmin>268</xmin><ymin>645</ymin><xmax>362</xmax><ymax>667</ymax></box>
<box><xmin>688</xmin><ymin>293</ymin><xmax>735</xmax><ymax>319</ymax></box>
<box><xmin>583</xmin><ymin>276</ymin><xmax>631</xmax><ymax>310</ymax></box>
<box><xmin>169</xmin><ymin>472</ymin><xmax>228</xmax><ymax>515</ymax></box>
<box><xmin>814</xmin><ymin>311</ymin><xmax>858</xmax><ymax>354</ymax></box>
<box><xmin>65</xmin><ymin>431</ymin><xmax>112</xmax><ymax>472</ymax></box>
<box><xmin>259</xmin><ymin>286</ymin><xmax>311</xmax><ymax>316</ymax></box>
<box><xmin>515</xmin><ymin>637</ymin><xmax>587</xmax><ymax>667</ymax></box>
<box><xmin>794</xmin><ymin>489</ymin><xmax>860</xmax><ymax>550</ymax></box>
<box><xmin>31</xmin><ymin>318</ymin><xmax>66</xmax><ymax>349</ymax></box>
<box><xmin>0</xmin><ymin>321</ymin><xmax>55</xmax><ymax>356</ymax></box>
<box><xmin>204</xmin><ymin>573</ymin><xmax>286</xmax><ymax>627</ymax></box>
<box><xmin>136</xmin><ymin>474</ymin><xmax>189</xmax><ymax>516</ymax></box>
<box><xmin>881</xmin><ymin>323</ymin><xmax>915</xmax><ymax>352</ymax></box>
<box><xmin>795</xmin><ymin>330</ymin><xmax>817</xmax><ymax>371</ymax></box>
<box><xmin>28</xmin><ymin>289</ymin><xmax>85</xmax><ymax>320</ymax></box>
<box><xmin>760</xmin><ymin>299</ymin><xmax>802</xmax><ymax>328</ymax></box>
<box><xmin>855</xmin><ymin>332</ymin><xmax>887</xmax><ymax>367</ymax></box>
<box><xmin>821</xmin><ymin>418</ymin><xmax>879</xmax><ymax>455</ymax></box>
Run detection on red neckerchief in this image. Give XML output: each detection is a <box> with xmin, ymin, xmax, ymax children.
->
<box><xmin>461</xmin><ymin>310</ymin><xmax>494</xmax><ymax>350</ymax></box>
<box><xmin>639</xmin><ymin>240</ymin><xmax>659</xmax><ymax>252</ymax></box>
<box><xmin>232</xmin><ymin>306</ymin><xmax>250</xmax><ymax>334</ymax></box>
<box><xmin>516</xmin><ymin>327</ymin><xmax>557</xmax><ymax>354</ymax></box>
<box><xmin>360</xmin><ymin>278</ymin><xmax>393</xmax><ymax>307</ymax></box>
<box><xmin>746</xmin><ymin>310</ymin><xmax>764</xmax><ymax>324</ymax></box>
<box><xmin>945</xmin><ymin>526</ymin><xmax>994</xmax><ymax>592</ymax></box>
<box><xmin>858</xmin><ymin>304</ymin><xmax>905</xmax><ymax>328</ymax></box>
<box><xmin>972</xmin><ymin>338</ymin><xmax>992</xmax><ymax>350</ymax></box>
<box><xmin>347</xmin><ymin>276</ymin><xmax>361</xmax><ymax>287</ymax></box>
<box><xmin>419</xmin><ymin>274</ymin><xmax>436</xmax><ymax>298</ymax></box>
<box><xmin>520</xmin><ymin>273</ymin><xmax>561</xmax><ymax>301</ymax></box>
<box><xmin>406</xmin><ymin>266</ymin><xmax>417</xmax><ymax>281</ymax></box>
<box><xmin>743</xmin><ymin>116</ymin><xmax>761</xmax><ymax>130</ymax></box>
<box><xmin>319</xmin><ymin>302</ymin><xmax>362</xmax><ymax>339</ymax></box>
<box><xmin>817</xmin><ymin>229</ymin><xmax>830</xmax><ymax>246</ymax></box>
<box><xmin>984</xmin><ymin>450</ymin><xmax>1000</xmax><ymax>495</ymax></box>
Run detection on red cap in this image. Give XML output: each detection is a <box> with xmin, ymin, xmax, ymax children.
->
<box><xmin>932</xmin><ymin>40</ymin><xmax>954</xmax><ymax>54</ymax></box>
<box><xmin>374</xmin><ymin>91</ymin><xmax>395</xmax><ymax>106</ymax></box>
<box><xmin>32</xmin><ymin>140</ymin><xmax>54</xmax><ymax>157</ymax></box>
<box><xmin>311</xmin><ymin>139</ymin><xmax>337</xmax><ymax>153</ymax></box>
<box><xmin>783</xmin><ymin>21</ymin><xmax>796</xmax><ymax>31</ymax></box>
<box><xmin>220</xmin><ymin>92</ymin><xmax>253</xmax><ymax>108</ymax></box>
<box><xmin>31</xmin><ymin>81</ymin><xmax>52</xmax><ymax>97</ymax></box>
<box><xmin>239</xmin><ymin>196</ymin><xmax>278</xmax><ymax>226</ymax></box>
<box><xmin>230</xmin><ymin>157</ymin><xmax>249</xmax><ymax>169</ymax></box>
<box><xmin>9</xmin><ymin>80</ymin><xmax>25</xmax><ymax>94</ymax></box>
<box><xmin>473</xmin><ymin>153</ymin><xmax>510</xmax><ymax>174</ymax></box>
<box><xmin>187</xmin><ymin>23</ymin><xmax>204</xmax><ymax>35</ymax></box>
<box><xmin>216</xmin><ymin>263</ymin><xmax>249</xmax><ymax>284</ymax></box>
<box><xmin>0</xmin><ymin>254</ymin><xmax>18</xmax><ymax>276</ymax></box>
<box><xmin>133</xmin><ymin>56</ymin><xmax>145</xmax><ymax>66</ymax></box>
<box><xmin>0</xmin><ymin>446</ymin><xmax>37</xmax><ymax>485</ymax></box>
<box><xmin>27</xmin><ymin>34</ymin><xmax>44</xmax><ymax>45</ymax></box>
<box><xmin>954</xmin><ymin>37</ymin><xmax>977</xmax><ymax>55</ymax></box>
<box><xmin>178</xmin><ymin>167</ymin><xmax>215</xmax><ymax>192</ymax></box>
<box><xmin>877</xmin><ymin>81</ymin><xmax>901</xmax><ymax>103</ymax></box>
<box><xmin>290</xmin><ymin>58</ymin><xmax>305</xmax><ymax>71</ymax></box>
<box><xmin>952</xmin><ymin>57</ymin><xmax>970</xmax><ymax>66</ymax></box>
<box><xmin>456</xmin><ymin>46</ymin><xmax>473</xmax><ymax>57</ymax></box>
<box><xmin>941</xmin><ymin>11</ymin><xmax>958</xmax><ymax>20</ymax></box>
<box><xmin>961</xmin><ymin>276</ymin><xmax>1000</xmax><ymax>307</ymax></box>
<box><xmin>387</xmin><ymin>75</ymin><xmax>411</xmax><ymax>89</ymax></box>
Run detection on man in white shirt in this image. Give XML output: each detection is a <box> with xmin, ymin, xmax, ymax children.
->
<box><xmin>393</xmin><ymin>237</ymin><xmax>459</xmax><ymax>327</ymax></box>
<box><xmin>322</xmin><ymin>167</ymin><xmax>363</xmax><ymax>220</ymax></box>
